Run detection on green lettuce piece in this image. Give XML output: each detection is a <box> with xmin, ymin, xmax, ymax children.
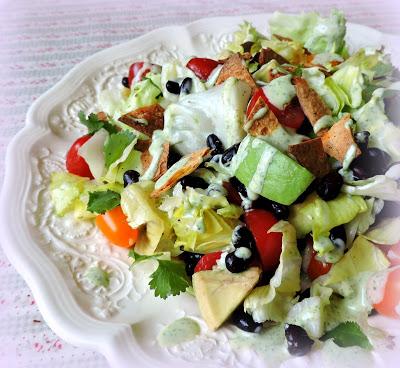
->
<box><xmin>268</xmin><ymin>10</ymin><xmax>347</xmax><ymax>55</ymax></box>
<box><xmin>353</xmin><ymin>85</ymin><xmax>400</xmax><ymax>160</ymax></box>
<box><xmin>252</xmin><ymin>60</ymin><xmax>288</xmax><ymax>83</ymax></box>
<box><xmin>161</xmin><ymin>186</ymin><xmax>241</xmax><ymax>253</ymax></box>
<box><xmin>331</xmin><ymin>65</ymin><xmax>364</xmax><ymax>108</ymax></box>
<box><xmin>50</xmin><ymin>172</ymin><xmax>90</xmax><ymax>217</ymax></box>
<box><xmin>289</xmin><ymin>193</ymin><xmax>367</xmax><ymax>239</ymax></box>
<box><xmin>103</xmin><ymin>149</ymin><xmax>142</xmax><ymax>184</ymax></box>
<box><xmin>244</xmin><ymin>221</ymin><xmax>301</xmax><ymax>323</ymax></box>
<box><xmin>120</xmin><ymin>181</ymin><xmax>174</xmax><ymax>255</ymax></box>
<box><xmin>260</xmin><ymin>38</ymin><xmax>306</xmax><ymax>64</ymax></box>
<box><xmin>224</xmin><ymin>21</ymin><xmax>267</xmax><ymax>55</ymax></box>
<box><xmin>364</xmin><ymin>217</ymin><xmax>400</xmax><ymax>245</ymax></box>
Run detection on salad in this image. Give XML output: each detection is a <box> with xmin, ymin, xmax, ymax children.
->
<box><xmin>51</xmin><ymin>10</ymin><xmax>400</xmax><ymax>358</ymax></box>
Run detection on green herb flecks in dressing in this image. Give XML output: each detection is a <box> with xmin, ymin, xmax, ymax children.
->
<box><xmin>230</xmin><ymin>324</ymin><xmax>289</xmax><ymax>366</ymax></box>
<box><xmin>314</xmin><ymin>115</ymin><xmax>335</xmax><ymax>134</ymax></box>
<box><xmin>154</xmin><ymin>156</ymin><xmax>190</xmax><ymax>190</ymax></box>
<box><xmin>244</xmin><ymin>106</ymin><xmax>268</xmax><ymax>132</ymax></box>
<box><xmin>260</xmin><ymin>125</ymin><xmax>305</xmax><ymax>152</ymax></box>
<box><xmin>248</xmin><ymin>144</ymin><xmax>277</xmax><ymax>194</ymax></box>
<box><xmin>342</xmin><ymin>144</ymin><xmax>358</xmax><ymax>171</ymax></box>
<box><xmin>262</xmin><ymin>74</ymin><xmax>296</xmax><ymax>110</ymax></box>
<box><xmin>141</xmin><ymin>130</ymin><xmax>168</xmax><ymax>181</ymax></box>
<box><xmin>157</xmin><ymin>317</ymin><xmax>201</xmax><ymax>347</ymax></box>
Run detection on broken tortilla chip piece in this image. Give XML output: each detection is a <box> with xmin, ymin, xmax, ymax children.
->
<box><xmin>258</xmin><ymin>48</ymin><xmax>288</xmax><ymax>65</ymax></box>
<box><xmin>288</xmin><ymin>137</ymin><xmax>330</xmax><ymax>177</ymax></box>
<box><xmin>135</xmin><ymin>139</ymin><xmax>152</xmax><ymax>153</ymax></box>
<box><xmin>151</xmin><ymin>147</ymin><xmax>210</xmax><ymax>198</ymax></box>
<box><xmin>246</xmin><ymin>96</ymin><xmax>280</xmax><ymax>137</ymax></box>
<box><xmin>119</xmin><ymin>103</ymin><xmax>164</xmax><ymax>137</ymax></box>
<box><xmin>216</xmin><ymin>53</ymin><xmax>257</xmax><ymax>91</ymax></box>
<box><xmin>321</xmin><ymin>114</ymin><xmax>361</xmax><ymax>163</ymax></box>
<box><xmin>294</xmin><ymin>77</ymin><xmax>332</xmax><ymax>126</ymax></box>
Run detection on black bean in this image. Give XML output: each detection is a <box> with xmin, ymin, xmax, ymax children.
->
<box><xmin>354</xmin><ymin>131</ymin><xmax>370</xmax><ymax>152</ymax></box>
<box><xmin>296</xmin><ymin>118</ymin><xmax>314</xmax><ymax>136</ymax></box>
<box><xmin>294</xmin><ymin>180</ymin><xmax>317</xmax><ymax>204</ymax></box>
<box><xmin>121</xmin><ymin>76</ymin><xmax>130</xmax><ymax>88</ymax></box>
<box><xmin>179</xmin><ymin>176</ymin><xmax>208</xmax><ymax>190</ymax></box>
<box><xmin>232</xmin><ymin>225</ymin><xmax>256</xmax><ymax>251</ymax></box>
<box><xmin>284</xmin><ymin>324</ymin><xmax>314</xmax><ymax>356</ymax></box>
<box><xmin>296</xmin><ymin>237</ymin><xmax>310</xmax><ymax>253</ymax></box>
<box><xmin>123</xmin><ymin>170</ymin><xmax>140</xmax><ymax>187</ymax></box>
<box><xmin>241</xmin><ymin>41</ymin><xmax>254</xmax><ymax>53</ymax></box>
<box><xmin>298</xmin><ymin>288</ymin><xmax>311</xmax><ymax>302</ymax></box>
<box><xmin>179</xmin><ymin>251</ymin><xmax>203</xmax><ymax>276</ymax></box>
<box><xmin>206</xmin><ymin>134</ymin><xmax>225</xmax><ymax>155</ymax></box>
<box><xmin>329</xmin><ymin>225</ymin><xmax>347</xmax><ymax>249</ymax></box>
<box><xmin>167</xmin><ymin>149</ymin><xmax>182</xmax><ymax>168</ymax></box>
<box><xmin>229</xmin><ymin>177</ymin><xmax>248</xmax><ymax>199</ymax></box>
<box><xmin>350</xmin><ymin>147</ymin><xmax>391</xmax><ymax>180</ymax></box>
<box><xmin>225</xmin><ymin>249</ymin><xmax>253</xmax><ymax>273</ymax></box>
<box><xmin>180</xmin><ymin>77</ymin><xmax>192</xmax><ymax>94</ymax></box>
<box><xmin>231</xmin><ymin>307</ymin><xmax>262</xmax><ymax>333</ymax></box>
<box><xmin>166</xmin><ymin>80</ymin><xmax>180</xmax><ymax>94</ymax></box>
<box><xmin>316</xmin><ymin>171</ymin><xmax>343</xmax><ymax>201</ymax></box>
<box><xmin>221</xmin><ymin>143</ymin><xmax>240</xmax><ymax>165</ymax></box>
<box><xmin>252</xmin><ymin>197</ymin><xmax>289</xmax><ymax>220</ymax></box>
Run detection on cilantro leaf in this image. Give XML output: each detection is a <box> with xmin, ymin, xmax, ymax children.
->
<box><xmin>85</xmin><ymin>267</ymin><xmax>110</xmax><ymax>287</ymax></box>
<box><xmin>78</xmin><ymin>111</ymin><xmax>118</xmax><ymax>135</ymax></box>
<box><xmin>103</xmin><ymin>130</ymin><xmax>135</xmax><ymax>168</ymax></box>
<box><xmin>87</xmin><ymin>190</ymin><xmax>121</xmax><ymax>214</ymax></box>
<box><xmin>149</xmin><ymin>260</ymin><xmax>190</xmax><ymax>299</ymax></box>
<box><xmin>320</xmin><ymin>321</ymin><xmax>373</xmax><ymax>350</ymax></box>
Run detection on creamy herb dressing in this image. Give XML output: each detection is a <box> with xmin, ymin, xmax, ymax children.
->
<box><xmin>244</xmin><ymin>106</ymin><xmax>268</xmax><ymax>132</ymax></box>
<box><xmin>262</xmin><ymin>74</ymin><xmax>296</xmax><ymax>110</ymax></box>
<box><xmin>247</xmin><ymin>145</ymin><xmax>277</xmax><ymax>193</ymax></box>
<box><xmin>140</xmin><ymin>130</ymin><xmax>167</xmax><ymax>181</ymax></box>
<box><xmin>342</xmin><ymin>143</ymin><xmax>357</xmax><ymax>171</ymax></box>
<box><xmin>234</xmin><ymin>247</ymin><xmax>252</xmax><ymax>260</ymax></box>
<box><xmin>314</xmin><ymin>115</ymin><xmax>334</xmax><ymax>133</ymax></box>
<box><xmin>157</xmin><ymin>317</ymin><xmax>201</xmax><ymax>347</ymax></box>
<box><xmin>260</xmin><ymin>125</ymin><xmax>305</xmax><ymax>152</ymax></box>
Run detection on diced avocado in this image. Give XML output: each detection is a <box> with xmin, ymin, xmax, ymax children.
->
<box><xmin>192</xmin><ymin>267</ymin><xmax>261</xmax><ymax>331</ymax></box>
<box><xmin>233</xmin><ymin>136</ymin><xmax>314</xmax><ymax>205</ymax></box>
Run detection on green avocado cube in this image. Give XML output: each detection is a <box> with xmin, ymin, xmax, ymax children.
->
<box><xmin>233</xmin><ymin>136</ymin><xmax>315</xmax><ymax>205</ymax></box>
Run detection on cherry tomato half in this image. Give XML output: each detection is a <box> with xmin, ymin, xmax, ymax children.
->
<box><xmin>186</xmin><ymin>57</ymin><xmax>219</xmax><ymax>80</ymax></box>
<box><xmin>374</xmin><ymin>267</ymin><xmax>400</xmax><ymax>319</ymax></box>
<box><xmin>128</xmin><ymin>62</ymin><xmax>150</xmax><ymax>87</ymax></box>
<box><xmin>307</xmin><ymin>245</ymin><xmax>332</xmax><ymax>281</ymax></box>
<box><xmin>244</xmin><ymin>209</ymin><xmax>282</xmax><ymax>272</ymax></box>
<box><xmin>247</xmin><ymin>88</ymin><xmax>305</xmax><ymax>130</ymax></box>
<box><xmin>96</xmin><ymin>206</ymin><xmax>139</xmax><ymax>248</ymax></box>
<box><xmin>194</xmin><ymin>252</ymin><xmax>222</xmax><ymax>273</ymax></box>
<box><xmin>66</xmin><ymin>135</ymin><xmax>93</xmax><ymax>179</ymax></box>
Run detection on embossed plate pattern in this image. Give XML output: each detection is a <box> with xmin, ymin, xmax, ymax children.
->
<box><xmin>1</xmin><ymin>13</ymin><xmax>400</xmax><ymax>368</ymax></box>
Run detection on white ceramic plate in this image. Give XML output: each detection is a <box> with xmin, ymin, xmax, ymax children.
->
<box><xmin>1</xmin><ymin>13</ymin><xmax>400</xmax><ymax>368</ymax></box>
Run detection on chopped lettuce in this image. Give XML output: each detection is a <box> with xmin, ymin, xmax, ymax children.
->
<box><xmin>289</xmin><ymin>193</ymin><xmax>367</xmax><ymax>239</ymax></box>
<box><xmin>244</xmin><ymin>222</ymin><xmax>301</xmax><ymax>323</ymax></box>
<box><xmin>163</xmin><ymin>77</ymin><xmax>251</xmax><ymax>155</ymax></box>
<box><xmin>364</xmin><ymin>217</ymin><xmax>400</xmax><ymax>245</ymax></box>
<box><xmin>331</xmin><ymin>65</ymin><xmax>364</xmax><ymax>108</ymax></box>
<box><xmin>268</xmin><ymin>10</ymin><xmax>347</xmax><ymax>56</ymax></box>
<box><xmin>224</xmin><ymin>21</ymin><xmax>267</xmax><ymax>55</ymax></box>
<box><xmin>120</xmin><ymin>181</ymin><xmax>174</xmax><ymax>255</ymax></box>
<box><xmin>160</xmin><ymin>186</ymin><xmax>241</xmax><ymax>253</ymax></box>
<box><xmin>78</xmin><ymin>128</ymin><xmax>109</xmax><ymax>180</ymax></box>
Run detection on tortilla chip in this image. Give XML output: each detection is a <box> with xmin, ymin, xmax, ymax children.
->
<box><xmin>140</xmin><ymin>142</ymin><xmax>169</xmax><ymax>181</ymax></box>
<box><xmin>288</xmin><ymin>138</ymin><xmax>330</xmax><ymax>177</ymax></box>
<box><xmin>141</xmin><ymin>148</ymin><xmax>152</xmax><ymax>173</ymax></box>
<box><xmin>215</xmin><ymin>53</ymin><xmax>257</xmax><ymax>91</ymax></box>
<box><xmin>258</xmin><ymin>48</ymin><xmax>288</xmax><ymax>65</ymax></box>
<box><xmin>135</xmin><ymin>139</ymin><xmax>152</xmax><ymax>153</ymax></box>
<box><xmin>151</xmin><ymin>148</ymin><xmax>210</xmax><ymax>198</ymax></box>
<box><xmin>294</xmin><ymin>77</ymin><xmax>332</xmax><ymax>125</ymax></box>
<box><xmin>119</xmin><ymin>103</ymin><xmax>164</xmax><ymax>137</ymax></box>
<box><xmin>247</xmin><ymin>96</ymin><xmax>280</xmax><ymax>137</ymax></box>
<box><xmin>321</xmin><ymin>114</ymin><xmax>361</xmax><ymax>163</ymax></box>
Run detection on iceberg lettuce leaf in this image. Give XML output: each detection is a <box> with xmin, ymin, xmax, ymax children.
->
<box><xmin>364</xmin><ymin>217</ymin><xmax>400</xmax><ymax>245</ymax></box>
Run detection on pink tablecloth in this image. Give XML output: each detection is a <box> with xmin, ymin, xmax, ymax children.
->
<box><xmin>0</xmin><ymin>0</ymin><xmax>399</xmax><ymax>367</ymax></box>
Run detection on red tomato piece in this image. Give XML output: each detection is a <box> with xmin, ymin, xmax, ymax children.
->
<box><xmin>194</xmin><ymin>251</ymin><xmax>222</xmax><ymax>273</ymax></box>
<box><xmin>244</xmin><ymin>209</ymin><xmax>282</xmax><ymax>272</ymax></box>
<box><xmin>186</xmin><ymin>57</ymin><xmax>219</xmax><ymax>80</ymax></box>
<box><xmin>66</xmin><ymin>135</ymin><xmax>93</xmax><ymax>179</ymax></box>
<box><xmin>246</xmin><ymin>88</ymin><xmax>305</xmax><ymax>130</ymax></box>
<box><xmin>307</xmin><ymin>246</ymin><xmax>332</xmax><ymax>281</ymax></box>
<box><xmin>374</xmin><ymin>267</ymin><xmax>400</xmax><ymax>319</ymax></box>
<box><xmin>128</xmin><ymin>62</ymin><xmax>150</xmax><ymax>87</ymax></box>
<box><xmin>95</xmin><ymin>206</ymin><xmax>139</xmax><ymax>248</ymax></box>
